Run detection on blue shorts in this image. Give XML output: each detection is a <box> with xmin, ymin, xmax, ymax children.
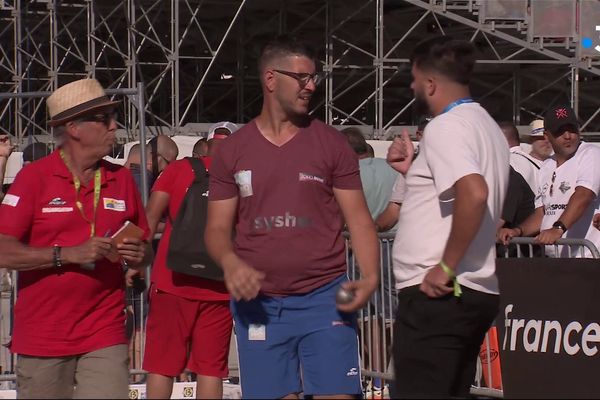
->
<box><xmin>232</xmin><ymin>274</ymin><xmax>362</xmax><ymax>399</ymax></box>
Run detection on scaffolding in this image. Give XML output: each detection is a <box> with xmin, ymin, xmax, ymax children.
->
<box><xmin>1</xmin><ymin>0</ymin><xmax>600</xmax><ymax>146</ymax></box>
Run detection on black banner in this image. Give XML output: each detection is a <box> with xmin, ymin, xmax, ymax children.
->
<box><xmin>496</xmin><ymin>258</ymin><xmax>600</xmax><ymax>399</ymax></box>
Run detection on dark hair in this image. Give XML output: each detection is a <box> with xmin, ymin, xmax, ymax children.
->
<box><xmin>410</xmin><ymin>36</ymin><xmax>476</xmax><ymax>85</ymax></box>
<box><xmin>258</xmin><ymin>35</ymin><xmax>317</xmax><ymax>75</ymax></box>
<box><xmin>340</xmin><ymin>127</ymin><xmax>368</xmax><ymax>155</ymax></box>
<box><xmin>498</xmin><ymin>121</ymin><xmax>520</xmax><ymax>143</ymax></box>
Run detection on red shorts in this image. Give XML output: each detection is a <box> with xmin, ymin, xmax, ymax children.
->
<box><xmin>142</xmin><ymin>286</ymin><xmax>232</xmax><ymax>378</ymax></box>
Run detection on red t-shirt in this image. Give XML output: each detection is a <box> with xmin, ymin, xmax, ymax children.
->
<box><xmin>0</xmin><ymin>150</ymin><xmax>150</xmax><ymax>357</ymax></box>
<box><xmin>150</xmin><ymin>157</ymin><xmax>229</xmax><ymax>301</ymax></box>
<box><xmin>209</xmin><ymin>118</ymin><xmax>361</xmax><ymax>296</ymax></box>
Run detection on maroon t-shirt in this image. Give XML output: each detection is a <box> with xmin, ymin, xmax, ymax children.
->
<box><xmin>209</xmin><ymin>118</ymin><xmax>361</xmax><ymax>296</ymax></box>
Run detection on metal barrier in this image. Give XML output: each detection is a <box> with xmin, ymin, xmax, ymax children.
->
<box><xmin>2</xmin><ymin>235</ymin><xmax>597</xmax><ymax>398</ymax></box>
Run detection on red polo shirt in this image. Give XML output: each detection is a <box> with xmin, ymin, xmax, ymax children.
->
<box><xmin>0</xmin><ymin>150</ymin><xmax>150</xmax><ymax>357</ymax></box>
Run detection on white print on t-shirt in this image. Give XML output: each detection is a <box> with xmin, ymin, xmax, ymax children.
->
<box><xmin>1</xmin><ymin>194</ymin><xmax>19</xmax><ymax>207</ymax></box>
<box><xmin>234</xmin><ymin>170</ymin><xmax>253</xmax><ymax>197</ymax></box>
<box><xmin>103</xmin><ymin>198</ymin><xmax>126</xmax><ymax>212</ymax></box>
<box><xmin>298</xmin><ymin>172</ymin><xmax>325</xmax><ymax>184</ymax></box>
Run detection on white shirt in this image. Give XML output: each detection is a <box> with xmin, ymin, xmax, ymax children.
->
<box><xmin>510</xmin><ymin>146</ymin><xmax>541</xmax><ymax>194</ymax></box>
<box><xmin>389</xmin><ymin>174</ymin><xmax>406</xmax><ymax>204</ymax></box>
<box><xmin>393</xmin><ymin>102</ymin><xmax>509</xmax><ymax>294</ymax></box>
<box><xmin>535</xmin><ymin>142</ymin><xmax>600</xmax><ymax>257</ymax></box>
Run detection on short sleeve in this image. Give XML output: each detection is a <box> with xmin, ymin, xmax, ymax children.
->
<box><xmin>575</xmin><ymin>145</ymin><xmax>600</xmax><ymax>196</ymax></box>
<box><xmin>389</xmin><ymin>174</ymin><xmax>406</xmax><ymax>204</ymax></box>
<box><xmin>423</xmin><ymin>118</ymin><xmax>482</xmax><ymax>200</ymax></box>
<box><xmin>332</xmin><ymin>137</ymin><xmax>361</xmax><ymax>190</ymax></box>
<box><xmin>152</xmin><ymin>161</ymin><xmax>180</xmax><ymax>195</ymax></box>
<box><xmin>0</xmin><ymin>167</ymin><xmax>38</xmax><ymax>240</ymax></box>
<box><xmin>208</xmin><ymin>142</ymin><xmax>239</xmax><ymax>201</ymax></box>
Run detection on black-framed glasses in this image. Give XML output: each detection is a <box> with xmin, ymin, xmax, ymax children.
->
<box><xmin>273</xmin><ymin>69</ymin><xmax>322</xmax><ymax>87</ymax></box>
<box><xmin>549</xmin><ymin>171</ymin><xmax>556</xmax><ymax>197</ymax></box>
<box><xmin>79</xmin><ymin>112</ymin><xmax>117</xmax><ymax>127</ymax></box>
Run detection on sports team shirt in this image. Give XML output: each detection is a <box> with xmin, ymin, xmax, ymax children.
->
<box><xmin>393</xmin><ymin>102</ymin><xmax>509</xmax><ymax>295</ymax></box>
<box><xmin>0</xmin><ymin>150</ymin><xmax>150</xmax><ymax>357</ymax></box>
<box><xmin>150</xmin><ymin>157</ymin><xmax>228</xmax><ymax>301</ymax></box>
<box><xmin>535</xmin><ymin>142</ymin><xmax>600</xmax><ymax>257</ymax></box>
<box><xmin>209</xmin><ymin>118</ymin><xmax>361</xmax><ymax>296</ymax></box>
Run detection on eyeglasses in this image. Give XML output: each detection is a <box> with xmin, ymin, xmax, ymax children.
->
<box><xmin>273</xmin><ymin>69</ymin><xmax>322</xmax><ymax>87</ymax></box>
<box><xmin>549</xmin><ymin>171</ymin><xmax>556</xmax><ymax>197</ymax></box>
<box><xmin>79</xmin><ymin>112</ymin><xmax>117</xmax><ymax>127</ymax></box>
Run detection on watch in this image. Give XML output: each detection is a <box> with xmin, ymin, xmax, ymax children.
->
<box><xmin>53</xmin><ymin>245</ymin><xmax>62</xmax><ymax>268</ymax></box>
<box><xmin>552</xmin><ymin>220</ymin><xmax>567</xmax><ymax>233</ymax></box>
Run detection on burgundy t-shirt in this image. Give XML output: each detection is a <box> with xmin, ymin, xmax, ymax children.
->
<box><xmin>209</xmin><ymin>118</ymin><xmax>361</xmax><ymax>296</ymax></box>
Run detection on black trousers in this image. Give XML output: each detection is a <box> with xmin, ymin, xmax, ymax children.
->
<box><xmin>393</xmin><ymin>284</ymin><xmax>499</xmax><ymax>399</ymax></box>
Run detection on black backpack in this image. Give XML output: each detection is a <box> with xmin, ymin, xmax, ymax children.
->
<box><xmin>166</xmin><ymin>157</ymin><xmax>223</xmax><ymax>281</ymax></box>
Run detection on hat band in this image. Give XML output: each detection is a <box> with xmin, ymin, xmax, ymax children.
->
<box><xmin>51</xmin><ymin>95</ymin><xmax>114</xmax><ymax>122</ymax></box>
<box><xmin>531</xmin><ymin>127</ymin><xmax>544</xmax><ymax>135</ymax></box>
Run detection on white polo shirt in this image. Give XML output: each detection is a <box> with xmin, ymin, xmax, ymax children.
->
<box><xmin>535</xmin><ymin>142</ymin><xmax>600</xmax><ymax>257</ymax></box>
<box><xmin>393</xmin><ymin>102</ymin><xmax>509</xmax><ymax>294</ymax></box>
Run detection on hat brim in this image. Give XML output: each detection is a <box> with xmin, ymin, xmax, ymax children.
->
<box><xmin>49</xmin><ymin>97</ymin><xmax>121</xmax><ymax>127</ymax></box>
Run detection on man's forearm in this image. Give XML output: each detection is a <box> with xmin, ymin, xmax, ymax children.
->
<box><xmin>348</xmin><ymin>222</ymin><xmax>380</xmax><ymax>281</ymax></box>
<box><xmin>555</xmin><ymin>186</ymin><xmax>594</xmax><ymax>229</ymax></box>
<box><xmin>374</xmin><ymin>202</ymin><xmax>400</xmax><ymax>232</ymax></box>
<box><xmin>206</xmin><ymin>227</ymin><xmax>239</xmax><ymax>271</ymax></box>
<box><xmin>0</xmin><ymin>237</ymin><xmax>55</xmax><ymax>270</ymax></box>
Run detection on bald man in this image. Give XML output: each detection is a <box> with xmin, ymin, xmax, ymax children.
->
<box><xmin>125</xmin><ymin>136</ymin><xmax>179</xmax><ymax>193</ymax></box>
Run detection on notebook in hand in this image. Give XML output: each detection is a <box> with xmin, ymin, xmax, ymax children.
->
<box><xmin>106</xmin><ymin>221</ymin><xmax>145</xmax><ymax>262</ymax></box>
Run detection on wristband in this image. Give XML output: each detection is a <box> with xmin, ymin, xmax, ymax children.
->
<box><xmin>439</xmin><ymin>260</ymin><xmax>462</xmax><ymax>297</ymax></box>
<box><xmin>53</xmin><ymin>245</ymin><xmax>62</xmax><ymax>268</ymax></box>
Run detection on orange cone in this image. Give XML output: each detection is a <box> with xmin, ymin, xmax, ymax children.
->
<box><xmin>479</xmin><ymin>326</ymin><xmax>503</xmax><ymax>390</ymax></box>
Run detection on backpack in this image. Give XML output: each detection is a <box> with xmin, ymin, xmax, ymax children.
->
<box><xmin>166</xmin><ymin>157</ymin><xmax>223</xmax><ymax>281</ymax></box>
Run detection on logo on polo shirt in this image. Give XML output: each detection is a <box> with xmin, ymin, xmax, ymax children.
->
<box><xmin>346</xmin><ymin>367</ymin><xmax>358</xmax><ymax>376</ymax></box>
<box><xmin>559</xmin><ymin>181</ymin><xmax>571</xmax><ymax>194</ymax></box>
<box><xmin>103</xmin><ymin>198</ymin><xmax>126</xmax><ymax>212</ymax></box>
<box><xmin>1</xmin><ymin>194</ymin><xmax>19</xmax><ymax>207</ymax></box>
<box><xmin>48</xmin><ymin>197</ymin><xmax>67</xmax><ymax>206</ymax></box>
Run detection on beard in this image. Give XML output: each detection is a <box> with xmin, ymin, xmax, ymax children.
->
<box><xmin>413</xmin><ymin>92</ymin><xmax>431</xmax><ymax>118</ymax></box>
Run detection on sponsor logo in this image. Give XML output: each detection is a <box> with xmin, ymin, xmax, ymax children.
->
<box><xmin>1</xmin><ymin>194</ymin><xmax>19</xmax><ymax>207</ymax></box>
<box><xmin>299</xmin><ymin>172</ymin><xmax>325</xmax><ymax>184</ymax></box>
<box><xmin>182</xmin><ymin>387</ymin><xmax>194</xmax><ymax>398</ymax></box>
<box><xmin>503</xmin><ymin>304</ymin><xmax>600</xmax><ymax>357</ymax></box>
<box><xmin>559</xmin><ymin>181</ymin><xmax>571</xmax><ymax>194</ymax></box>
<box><xmin>253</xmin><ymin>212</ymin><xmax>312</xmax><ymax>231</ymax></box>
<box><xmin>332</xmin><ymin>320</ymin><xmax>350</xmax><ymax>327</ymax></box>
<box><xmin>346</xmin><ymin>367</ymin><xmax>359</xmax><ymax>376</ymax></box>
<box><xmin>103</xmin><ymin>198</ymin><xmax>126</xmax><ymax>211</ymax></box>
<box><xmin>48</xmin><ymin>197</ymin><xmax>66</xmax><ymax>206</ymax></box>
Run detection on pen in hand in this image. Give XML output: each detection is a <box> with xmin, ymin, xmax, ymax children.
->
<box><xmin>81</xmin><ymin>229</ymin><xmax>112</xmax><ymax>271</ymax></box>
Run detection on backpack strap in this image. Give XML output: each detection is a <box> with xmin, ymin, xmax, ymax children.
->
<box><xmin>168</xmin><ymin>157</ymin><xmax>208</xmax><ymax>224</ymax></box>
<box><xmin>186</xmin><ymin>157</ymin><xmax>209</xmax><ymax>181</ymax></box>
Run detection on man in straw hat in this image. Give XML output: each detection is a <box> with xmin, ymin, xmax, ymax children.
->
<box><xmin>0</xmin><ymin>78</ymin><xmax>150</xmax><ymax>398</ymax></box>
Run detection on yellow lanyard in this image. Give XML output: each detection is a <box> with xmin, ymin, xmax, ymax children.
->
<box><xmin>59</xmin><ymin>149</ymin><xmax>102</xmax><ymax>237</ymax></box>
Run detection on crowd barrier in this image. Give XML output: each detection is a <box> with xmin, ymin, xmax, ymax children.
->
<box><xmin>1</xmin><ymin>235</ymin><xmax>597</xmax><ymax>399</ymax></box>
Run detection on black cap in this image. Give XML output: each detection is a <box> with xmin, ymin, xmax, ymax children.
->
<box><xmin>544</xmin><ymin>105</ymin><xmax>579</xmax><ymax>135</ymax></box>
<box><xmin>22</xmin><ymin>143</ymin><xmax>50</xmax><ymax>162</ymax></box>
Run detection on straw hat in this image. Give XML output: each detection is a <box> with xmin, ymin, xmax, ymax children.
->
<box><xmin>47</xmin><ymin>79</ymin><xmax>120</xmax><ymax>127</ymax></box>
<box><xmin>529</xmin><ymin>119</ymin><xmax>545</xmax><ymax>137</ymax></box>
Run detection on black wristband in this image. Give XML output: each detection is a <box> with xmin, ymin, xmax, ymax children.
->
<box><xmin>53</xmin><ymin>245</ymin><xmax>62</xmax><ymax>268</ymax></box>
<box><xmin>552</xmin><ymin>220</ymin><xmax>567</xmax><ymax>233</ymax></box>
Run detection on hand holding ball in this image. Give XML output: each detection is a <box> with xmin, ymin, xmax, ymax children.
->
<box><xmin>336</xmin><ymin>286</ymin><xmax>356</xmax><ymax>305</ymax></box>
